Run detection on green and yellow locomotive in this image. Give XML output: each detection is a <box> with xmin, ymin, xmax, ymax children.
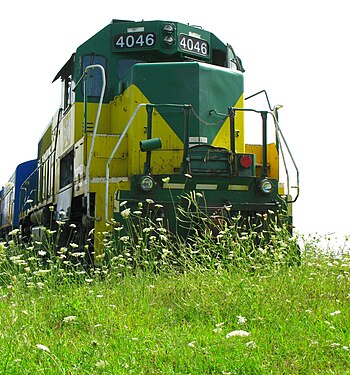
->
<box><xmin>16</xmin><ymin>19</ymin><xmax>298</xmax><ymax>254</ymax></box>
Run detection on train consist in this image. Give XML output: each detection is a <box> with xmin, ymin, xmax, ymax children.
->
<box><xmin>0</xmin><ymin>20</ymin><xmax>298</xmax><ymax>255</ymax></box>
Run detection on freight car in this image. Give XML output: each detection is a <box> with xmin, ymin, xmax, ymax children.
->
<box><xmin>1</xmin><ymin>20</ymin><xmax>298</xmax><ymax>256</ymax></box>
<box><xmin>0</xmin><ymin>159</ymin><xmax>37</xmax><ymax>240</ymax></box>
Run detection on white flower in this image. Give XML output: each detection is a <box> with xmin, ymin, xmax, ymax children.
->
<box><xmin>120</xmin><ymin>201</ymin><xmax>128</xmax><ymax>207</ymax></box>
<box><xmin>188</xmin><ymin>341</ymin><xmax>195</xmax><ymax>347</ymax></box>
<box><xmin>245</xmin><ymin>341</ymin><xmax>257</xmax><ymax>348</ymax></box>
<box><xmin>38</xmin><ymin>250</ymin><xmax>47</xmax><ymax>256</ymax></box>
<box><xmin>9</xmin><ymin>229</ymin><xmax>20</xmax><ymax>236</ymax></box>
<box><xmin>121</xmin><ymin>208</ymin><xmax>131</xmax><ymax>219</ymax></box>
<box><xmin>70</xmin><ymin>243</ymin><xmax>79</xmax><ymax>249</ymax></box>
<box><xmin>330</xmin><ymin>310</ymin><xmax>341</xmax><ymax>316</ymax></box>
<box><xmin>237</xmin><ymin>315</ymin><xmax>247</xmax><ymax>324</ymax></box>
<box><xmin>72</xmin><ymin>252</ymin><xmax>85</xmax><ymax>258</ymax></box>
<box><xmin>95</xmin><ymin>360</ymin><xmax>109</xmax><ymax>368</ymax></box>
<box><xmin>63</xmin><ymin>315</ymin><xmax>77</xmax><ymax>323</ymax></box>
<box><xmin>184</xmin><ymin>173</ymin><xmax>192</xmax><ymax>178</ymax></box>
<box><xmin>226</xmin><ymin>330</ymin><xmax>251</xmax><ymax>338</ymax></box>
<box><xmin>36</xmin><ymin>344</ymin><xmax>50</xmax><ymax>353</ymax></box>
<box><xmin>146</xmin><ymin>199</ymin><xmax>154</xmax><ymax>204</ymax></box>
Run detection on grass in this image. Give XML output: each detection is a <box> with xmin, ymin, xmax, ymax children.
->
<box><xmin>1</xmin><ymin>214</ymin><xmax>350</xmax><ymax>374</ymax></box>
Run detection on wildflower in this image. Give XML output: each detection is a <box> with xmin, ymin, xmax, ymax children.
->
<box><xmin>185</xmin><ymin>173</ymin><xmax>192</xmax><ymax>178</ymax></box>
<box><xmin>213</xmin><ymin>326</ymin><xmax>222</xmax><ymax>334</ymax></box>
<box><xmin>70</xmin><ymin>223</ymin><xmax>76</xmax><ymax>228</ymax></box>
<box><xmin>330</xmin><ymin>310</ymin><xmax>341</xmax><ymax>316</ymax></box>
<box><xmin>120</xmin><ymin>236</ymin><xmax>129</xmax><ymax>242</ymax></box>
<box><xmin>95</xmin><ymin>360</ymin><xmax>109</xmax><ymax>368</ymax></box>
<box><xmin>226</xmin><ymin>330</ymin><xmax>251</xmax><ymax>338</ymax></box>
<box><xmin>121</xmin><ymin>208</ymin><xmax>131</xmax><ymax>219</ymax></box>
<box><xmin>49</xmin><ymin>206</ymin><xmax>54</xmax><ymax>212</ymax></box>
<box><xmin>9</xmin><ymin>228</ymin><xmax>20</xmax><ymax>236</ymax></box>
<box><xmin>114</xmin><ymin>226</ymin><xmax>124</xmax><ymax>231</ymax></box>
<box><xmin>72</xmin><ymin>252</ymin><xmax>85</xmax><ymax>258</ymax></box>
<box><xmin>85</xmin><ymin>278</ymin><xmax>93</xmax><ymax>283</ymax></box>
<box><xmin>36</xmin><ymin>344</ymin><xmax>50</xmax><ymax>353</ymax></box>
<box><xmin>133</xmin><ymin>210</ymin><xmax>142</xmax><ymax>215</ymax></box>
<box><xmin>162</xmin><ymin>177</ymin><xmax>170</xmax><ymax>183</ymax></box>
<box><xmin>38</xmin><ymin>250</ymin><xmax>47</xmax><ymax>257</ymax></box>
<box><xmin>245</xmin><ymin>341</ymin><xmax>257</xmax><ymax>348</ymax></box>
<box><xmin>70</xmin><ymin>243</ymin><xmax>79</xmax><ymax>249</ymax></box>
<box><xmin>237</xmin><ymin>315</ymin><xmax>247</xmax><ymax>324</ymax></box>
<box><xmin>56</xmin><ymin>220</ymin><xmax>65</xmax><ymax>226</ymax></box>
<box><xmin>188</xmin><ymin>341</ymin><xmax>196</xmax><ymax>347</ymax></box>
<box><xmin>146</xmin><ymin>198</ymin><xmax>154</xmax><ymax>204</ymax></box>
<box><xmin>120</xmin><ymin>200</ymin><xmax>128</xmax><ymax>207</ymax></box>
<box><xmin>63</xmin><ymin>315</ymin><xmax>77</xmax><ymax>323</ymax></box>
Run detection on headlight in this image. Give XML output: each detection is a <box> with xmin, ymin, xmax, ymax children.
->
<box><xmin>139</xmin><ymin>176</ymin><xmax>154</xmax><ymax>192</ymax></box>
<box><xmin>163</xmin><ymin>36</ymin><xmax>174</xmax><ymax>45</ymax></box>
<box><xmin>163</xmin><ymin>24</ymin><xmax>174</xmax><ymax>33</ymax></box>
<box><xmin>259</xmin><ymin>179</ymin><xmax>273</xmax><ymax>194</ymax></box>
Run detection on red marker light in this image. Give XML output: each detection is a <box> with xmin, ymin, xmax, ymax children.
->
<box><xmin>240</xmin><ymin>155</ymin><xmax>252</xmax><ymax>168</ymax></box>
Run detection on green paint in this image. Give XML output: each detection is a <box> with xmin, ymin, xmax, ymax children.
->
<box><xmin>120</xmin><ymin>62</ymin><xmax>243</xmax><ymax>143</ymax></box>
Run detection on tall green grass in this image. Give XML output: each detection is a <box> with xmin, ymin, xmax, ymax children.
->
<box><xmin>0</xmin><ymin>211</ymin><xmax>349</xmax><ymax>374</ymax></box>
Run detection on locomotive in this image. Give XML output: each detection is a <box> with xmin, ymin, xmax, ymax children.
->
<box><xmin>0</xmin><ymin>20</ymin><xmax>299</xmax><ymax>255</ymax></box>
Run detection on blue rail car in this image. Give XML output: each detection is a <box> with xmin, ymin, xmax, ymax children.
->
<box><xmin>0</xmin><ymin>159</ymin><xmax>37</xmax><ymax>238</ymax></box>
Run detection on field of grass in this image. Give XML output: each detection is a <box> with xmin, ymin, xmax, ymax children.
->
<box><xmin>1</xmin><ymin>216</ymin><xmax>350</xmax><ymax>374</ymax></box>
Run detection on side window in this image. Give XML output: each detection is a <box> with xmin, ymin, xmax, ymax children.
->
<box><xmin>118</xmin><ymin>59</ymin><xmax>145</xmax><ymax>79</ymax></box>
<box><xmin>82</xmin><ymin>55</ymin><xmax>107</xmax><ymax>97</ymax></box>
<box><xmin>59</xmin><ymin>151</ymin><xmax>74</xmax><ymax>189</ymax></box>
<box><xmin>63</xmin><ymin>75</ymin><xmax>73</xmax><ymax>110</ymax></box>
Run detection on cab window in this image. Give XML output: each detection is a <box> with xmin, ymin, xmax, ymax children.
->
<box><xmin>82</xmin><ymin>55</ymin><xmax>107</xmax><ymax>97</ymax></box>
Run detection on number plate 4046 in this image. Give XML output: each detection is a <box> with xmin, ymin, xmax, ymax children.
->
<box><xmin>114</xmin><ymin>32</ymin><xmax>156</xmax><ymax>49</ymax></box>
<box><xmin>179</xmin><ymin>34</ymin><xmax>209</xmax><ymax>57</ymax></box>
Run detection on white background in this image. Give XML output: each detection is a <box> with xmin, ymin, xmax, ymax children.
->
<box><xmin>1</xmin><ymin>0</ymin><xmax>349</xmax><ymax>238</ymax></box>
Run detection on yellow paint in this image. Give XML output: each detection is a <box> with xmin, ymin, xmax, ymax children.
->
<box><xmin>245</xmin><ymin>143</ymin><xmax>279</xmax><ymax>180</ymax></box>
<box><xmin>111</xmin><ymin>84</ymin><xmax>184</xmax><ymax>176</ymax></box>
<box><xmin>211</xmin><ymin>94</ymin><xmax>245</xmax><ymax>152</ymax></box>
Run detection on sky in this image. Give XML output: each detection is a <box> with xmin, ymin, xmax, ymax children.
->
<box><xmin>0</xmin><ymin>0</ymin><xmax>349</xmax><ymax>239</ymax></box>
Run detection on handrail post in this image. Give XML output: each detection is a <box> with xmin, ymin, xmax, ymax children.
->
<box><xmin>228</xmin><ymin>106</ymin><xmax>236</xmax><ymax>154</ymax></box>
<box><xmin>144</xmin><ymin>105</ymin><xmax>154</xmax><ymax>174</ymax></box>
<box><xmin>261</xmin><ymin>111</ymin><xmax>268</xmax><ymax>178</ymax></box>
<box><xmin>181</xmin><ymin>105</ymin><xmax>191</xmax><ymax>173</ymax></box>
